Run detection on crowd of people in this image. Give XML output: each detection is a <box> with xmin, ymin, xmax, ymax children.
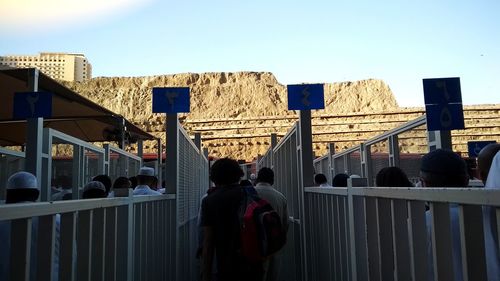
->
<box><xmin>1</xmin><ymin>145</ymin><xmax>499</xmax><ymax>281</ymax></box>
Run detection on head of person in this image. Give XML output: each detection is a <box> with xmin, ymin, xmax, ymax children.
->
<box><xmin>129</xmin><ymin>176</ymin><xmax>137</xmax><ymax>189</ymax></box>
<box><xmin>82</xmin><ymin>181</ymin><xmax>107</xmax><ymax>199</ymax></box>
<box><xmin>92</xmin><ymin>174</ymin><xmax>112</xmax><ymax>194</ymax></box>
<box><xmin>477</xmin><ymin>143</ymin><xmax>500</xmax><ymax>184</ymax></box>
<box><xmin>420</xmin><ymin>149</ymin><xmax>469</xmax><ymax>187</ymax></box>
<box><xmin>376</xmin><ymin>167</ymin><xmax>413</xmax><ymax>187</ymax></box>
<box><xmin>5</xmin><ymin>171</ymin><xmax>39</xmax><ymax>203</ymax></box>
<box><xmin>314</xmin><ymin>173</ymin><xmax>328</xmax><ymax>185</ymax></box>
<box><xmin>210</xmin><ymin>158</ymin><xmax>243</xmax><ymax>186</ymax></box>
<box><xmin>113</xmin><ymin>176</ymin><xmax>131</xmax><ymax>189</ymax></box>
<box><xmin>136</xmin><ymin>167</ymin><xmax>156</xmax><ymax>186</ymax></box>
<box><xmin>332</xmin><ymin>173</ymin><xmax>349</xmax><ymax>187</ymax></box>
<box><xmin>256</xmin><ymin>167</ymin><xmax>274</xmax><ymax>185</ymax></box>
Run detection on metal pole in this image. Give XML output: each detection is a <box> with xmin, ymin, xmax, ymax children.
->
<box><xmin>165</xmin><ymin>114</ymin><xmax>178</xmax><ymax>194</ymax></box>
<box><xmin>25</xmin><ymin>69</ymin><xmax>44</xmax><ymax>199</ymax></box>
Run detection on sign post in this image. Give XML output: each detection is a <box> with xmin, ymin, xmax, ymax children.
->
<box><xmin>152</xmin><ymin>87</ymin><xmax>190</xmax><ymax>195</ymax></box>
<box><xmin>287</xmin><ymin>83</ymin><xmax>325</xmax><ymax>281</ymax></box>
<box><xmin>423</xmin><ymin>77</ymin><xmax>464</xmax><ymax>151</ymax></box>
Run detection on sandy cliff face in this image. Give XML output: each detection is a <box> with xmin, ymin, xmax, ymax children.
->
<box><xmin>64</xmin><ymin>72</ymin><xmax>398</xmax><ymax>122</ymax></box>
<box><xmin>61</xmin><ymin>72</ymin><xmax>500</xmax><ymax>161</ymax></box>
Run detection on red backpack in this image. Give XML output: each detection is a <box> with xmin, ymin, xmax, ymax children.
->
<box><xmin>239</xmin><ymin>186</ymin><xmax>287</xmax><ymax>262</ymax></box>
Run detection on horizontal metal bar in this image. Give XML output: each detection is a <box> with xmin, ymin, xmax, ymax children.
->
<box><xmin>305</xmin><ymin>187</ymin><xmax>500</xmax><ymax>206</ymax></box>
<box><xmin>108</xmin><ymin>145</ymin><xmax>141</xmax><ymax>161</ymax></box>
<box><xmin>313</xmin><ymin>154</ymin><xmax>328</xmax><ymax>163</ymax></box>
<box><xmin>349</xmin><ymin>187</ymin><xmax>500</xmax><ymax>206</ymax></box>
<box><xmin>332</xmin><ymin>145</ymin><xmax>361</xmax><ymax>159</ymax></box>
<box><xmin>273</xmin><ymin>122</ymin><xmax>298</xmax><ymax>152</ymax></box>
<box><xmin>48</xmin><ymin>128</ymin><xmax>105</xmax><ymax>153</ymax></box>
<box><xmin>0</xmin><ymin>146</ymin><xmax>25</xmax><ymax>157</ymax></box>
<box><xmin>364</xmin><ymin>115</ymin><xmax>426</xmax><ymax>146</ymax></box>
<box><xmin>305</xmin><ymin>187</ymin><xmax>348</xmax><ymax>196</ymax></box>
<box><xmin>0</xmin><ymin>195</ymin><xmax>176</xmax><ymax>220</ymax></box>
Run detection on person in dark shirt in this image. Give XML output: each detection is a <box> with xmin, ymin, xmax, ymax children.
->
<box><xmin>201</xmin><ymin>158</ymin><xmax>263</xmax><ymax>281</ymax></box>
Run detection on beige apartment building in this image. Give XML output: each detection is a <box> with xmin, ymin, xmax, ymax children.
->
<box><xmin>0</xmin><ymin>52</ymin><xmax>92</xmax><ymax>82</ymax></box>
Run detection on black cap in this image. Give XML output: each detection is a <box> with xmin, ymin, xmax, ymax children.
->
<box><xmin>420</xmin><ymin>149</ymin><xmax>467</xmax><ymax>175</ymax></box>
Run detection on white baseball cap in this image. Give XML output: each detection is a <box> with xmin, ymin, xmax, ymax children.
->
<box><xmin>138</xmin><ymin>167</ymin><xmax>155</xmax><ymax>177</ymax></box>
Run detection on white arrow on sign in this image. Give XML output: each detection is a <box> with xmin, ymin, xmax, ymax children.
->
<box><xmin>436</xmin><ymin>80</ymin><xmax>450</xmax><ymax>101</ymax></box>
<box><xmin>165</xmin><ymin>91</ymin><xmax>178</xmax><ymax>109</ymax></box>
<box><xmin>301</xmin><ymin>87</ymin><xmax>311</xmax><ymax>107</ymax></box>
<box><xmin>26</xmin><ymin>93</ymin><xmax>39</xmax><ymax>116</ymax></box>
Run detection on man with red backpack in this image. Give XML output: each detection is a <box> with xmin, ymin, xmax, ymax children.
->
<box><xmin>201</xmin><ymin>158</ymin><xmax>264</xmax><ymax>281</ymax></box>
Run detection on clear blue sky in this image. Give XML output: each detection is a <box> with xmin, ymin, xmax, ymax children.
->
<box><xmin>1</xmin><ymin>0</ymin><xmax>498</xmax><ymax>106</ymax></box>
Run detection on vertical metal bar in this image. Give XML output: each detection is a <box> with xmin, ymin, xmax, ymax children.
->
<box><xmin>126</xmin><ymin>192</ymin><xmax>134</xmax><ymax>281</ymax></box>
<box><xmin>137</xmin><ymin>139</ymin><xmax>144</xmax><ymax>166</ymax></box>
<box><xmin>377</xmin><ymin>198</ymin><xmax>394</xmax><ymax>281</ymax></box>
<box><xmin>157</xmin><ymin>138</ymin><xmax>163</xmax><ymax>190</ymax></box>
<box><xmin>392</xmin><ymin>199</ymin><xmax>411</xmax><ymax>280</ymax></box>
<box><xmin>37</xmin><ymin>215</ymin><xmax>56</xmax><ymax>281</ymax></box>
<box><xmin>72</xmin><ymin>145</ymin><xmax>82</xmax><ymax>200</ymax></box>
<box><xmin>325</xmin><ymin>195</ymin><xmax>334</xmax><ymax>281</ymax></box>
<box><xmin>333</xmin><ymin>196</ymin><xmax>342</xmax><ymax>281</ymax></box>
<box><xmin>10</xmin><ymin>218</ymin><xmax>32</xmax><ymax>281</ymax></box>
<box><xmin>388</xmin><ymin>135</ymin><xmax>400</xmax><ymax>167</ymax></box>
<box><xmin>41</xmin><ymin>128</ymin><xmax>52</xmax><ymax>202</ymax></box>
<box><xmin>141</xmin><ymin>203</ymin><xmax>148</xmax><ymax>281</ymax></box>
<box><xmin>349</xmin><ymin>194</ymin><xmax>368</xmax><ymax>281</ymax></box>
<box><xmin>458</xmin><ymin>205</ymin><xmax>487</xmax><ymax>281</ymax></box>
<box><xmin>91</xmin><ymin>208</ymin><xmax>105</xmax><ymax>281</ymax></box>
<box><xmin>105</xmin><ymin>207</ymin><xmax>117</xmax><ymax>281</ymax></box>
<box><xmin>116</xmin><ymin>205</ymin><xmax>128</xmax><ymax>281</ymax></box>
<box><xmin>430</xmin><ymin>202</ymin><xmax>455</xmax><ymax>280</ymax></box>
<box><xmin>408</xmin><ymin>201</ymin><xmax>428</xmax><ymax>281</ymax></box>
<box><xmin>365</xmin><ymin>197</ymin><xmax>381</xmax><ymax>281</ymax></box>
<box><xmin>165</xmin><ymin>115</ymin><xmax>178</xmax><ymax>195</ymax></box>
<box><xmin>133</xmin><ymin>203</ymin><xmax>142</xmax><ymax>281</ymax></box>
<box><xmin>77</xmin><ymin>210</ymin><xmax>93</xmax><ymax>281</ymax></box>
<box><xmin>60</xmin><ymin>212</ymin><xmax>76</xmax><ymax>281</ymax></box>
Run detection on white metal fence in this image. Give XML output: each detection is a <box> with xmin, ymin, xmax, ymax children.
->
<box><xmin>305</xmin><ymin>184</ymin><xmax>500</xmax><ymax>281</ymax></box>
<box><xmin>1</xmin><ymin>115</ymin><xmax>210</xmax><ymax>281</ymax></box>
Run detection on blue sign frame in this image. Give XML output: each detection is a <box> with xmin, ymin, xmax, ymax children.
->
<box><xmin>423</xmin><ymin>77</ymin><xmax>464</xmax><ymax>131</ymax></box>
<box><xmin>13</xmin><ymin>92</ymin><xmax>53</xmax><ymax>119</ymax></box>
<box><xmin>287</xmin><ymin>84</ymin><xmax>325</xmax><ymax>110</ymax></box>
<box><xmin>152</xmin><ymin>87</ymin><xmax>190</xmax><ymax>113</ymax></box>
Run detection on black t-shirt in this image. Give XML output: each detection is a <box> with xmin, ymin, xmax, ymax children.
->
<box><xmin>200</xmin><ymin>184</ymin><xmax>262</xmax><ymax>281</ymax></box>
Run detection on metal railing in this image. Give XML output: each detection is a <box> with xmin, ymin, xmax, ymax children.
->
<box><xmin>1</xmin><ymin>113</ymin><xmax>210</xmax><ymax>281</ymax></box>
<box><xmin>329</xmin><ymin>116</ymin><xmax>427</xmax><ymax>185</ymax></box>
<box><xmin>304</xmin><ymin>183</ymin><xmax>500</xmax><ymax>281</ymax></box>
<box><xmin>0</xmin><ymin>193</ymin><xmax>176</xmax><ymax>281</ymax></box>
<box><xmin>104</xmin><ymin>144</ymin><xmax>142</xmax><ymax>182</ymax></box>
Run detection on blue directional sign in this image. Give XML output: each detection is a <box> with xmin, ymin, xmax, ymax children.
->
<box><xmin>13</xmin><ymin>92</ymin><xmax>52</xmax><ymax>119</ymax></box>
<box><xmin>152</xmin><ymin>87</ymin><xmax>190</xmax><ymax>113</ymax></box>
<box><xmin>423</xmin><ymin>77</ymin><xmax>465</xmax><ymax>131</ymax></box>
<box><xmin>467</xmin><ymin>141</ymin><xmax>497</xmax><ymax>158</ymax></box>
<box><xmin>425</xmin><ymin>103</ymin><xmax>465</xmax><ymax>131</ymax></box>
<box><xmin>423</xmin><ymin>77</ymin><xmax>462</xmax><ymax>104</ymax></box>
<box><xmin>287</xmin><ymin>84</ymin><xmax>325</xmax><ymax>110</ymax></box>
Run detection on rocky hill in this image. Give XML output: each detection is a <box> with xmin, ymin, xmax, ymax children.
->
<box><xmin>62</xmin><ymin>72</ymin><xmax>500</xmax><ymax>161</ymax></box>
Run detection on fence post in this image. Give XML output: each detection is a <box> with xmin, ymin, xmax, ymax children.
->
<box><xmin>388</xmin><ymin>135</ymin><xmax>400</xmax><ymax>167</ymax></box>
<box><xmin>165</xmin><ymin>114</ymin><xmax>178</xmax><ymax>195</ymax></box>
<box><xmin>137</xmin><ymin>139</ymin><xmax>144</xmax><ymax>166</ymax></box>
<box><xmin>157</xmin><ymin>138</ymin><xmax>162</xmax><ymax>190</ymax></box>
<box><xmin>25</xmin><ymin>69</ymin><xmax>44</xmax><ymax>200</ymax></box>
<box><xmin>347</xmin><ymin>177</ymin><xmax>369</xmax><ymax>281</ymax></box>
<box><xmin>328</xmin><ymin>143</ymin><xmax>335</xmax><ymax>184</ymax></box>
<box><xmin>298</xmin><ymin>110</ymin><xmax>314</xmax><ymax>281</ymax></box>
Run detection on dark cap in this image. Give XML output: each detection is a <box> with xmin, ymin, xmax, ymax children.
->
<box><xmin>420</xmin><ymin>149</ymin><xmax>467</xmax><ymax>175</ymax></box>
